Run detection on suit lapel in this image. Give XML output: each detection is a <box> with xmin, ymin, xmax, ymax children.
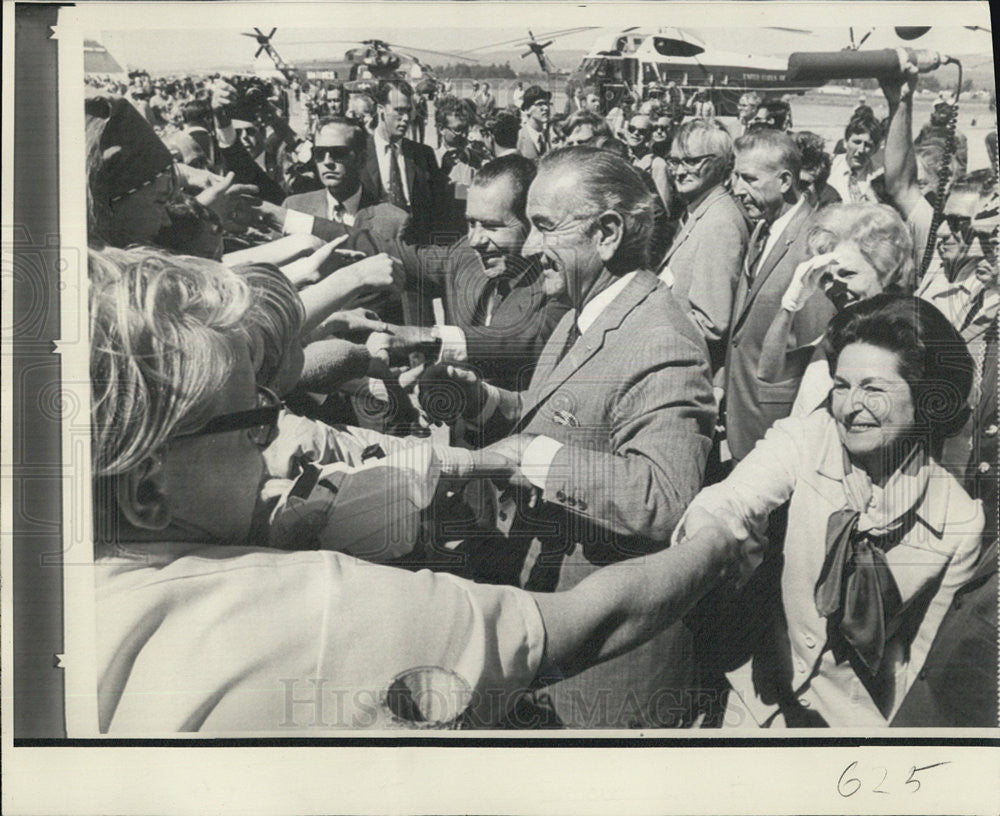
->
<box><xmin>306</xmin><ymin>190</ymin><xmax>327</xmax><ymax>219</ymax></box>
<box><xmin>658</xmin><ymin>188</ymin><xmax>725</xmax><ymax>271</ymax></box>
<box><xmin>363</xmin><ymin>136</ymin><xmax>382</xmax><ymax>198</ymax></box>
<box><xmin>516</xmin><ymin>273</ymin><xmax>659</xmax><ymax>429</ymax></box>
<box><xmin>358</xmin><ymin>180</ymin><xmax>381</xmax><ymax>210</ymax></box>
<box><xmin>734</xmin><ymin>201</ymin><xmax>813</xmax><ymax>330</ymax></box>
<box><xmin>402</xmin><ymin>140</ymin><xmax>417</xmax><ymax>203</ymax></box>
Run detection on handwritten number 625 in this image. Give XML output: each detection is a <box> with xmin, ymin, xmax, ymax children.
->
<box><xmin>838</xmin><ymin>761</ymin><xmax>950</xmax><ymax>797</ymax></box>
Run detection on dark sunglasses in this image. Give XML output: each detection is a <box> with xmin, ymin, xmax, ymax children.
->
<box><xmin>652</xmin><ymin>123</ymin><xmax>671</xmax><ymax>132</ymax></box>
<box><xmin>942</xmin><ymin>215</ymin><xmax>973</xmax><ymax>238</ymax></box>
<box><xmin>314</xmin><ymin>145</ymin><xmax>355</xmax><ymax>163</ymax></box>
<box><xmin>627</xmin><ymin>125</ymin><xmax>652</xmax><ymax>136</ymax></box>
<box><xmin>171</xmin><ymin>385</ymin><xmax>282</xmax><ymax>449</ymax></box>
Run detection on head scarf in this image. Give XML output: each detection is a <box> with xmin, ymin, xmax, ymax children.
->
<box><xmin>86</xmin><ymin>95</ymin><xmax>174</xmax><ymax>203</ymax></box>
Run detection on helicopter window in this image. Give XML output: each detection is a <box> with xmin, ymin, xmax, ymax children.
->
<box><xmin>651</xmin><ymin>37</ymin><xmax>704</xmax><ymax>58</ymax></box>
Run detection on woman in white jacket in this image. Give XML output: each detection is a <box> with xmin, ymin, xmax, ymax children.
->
<box><xmin>676</xmin><ymin>294</ymin><xmax>984</xmax><ymax>727</ymax></box>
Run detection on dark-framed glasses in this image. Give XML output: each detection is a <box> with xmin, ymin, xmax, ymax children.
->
<box><xmin>626</xmin><ymin>124</ymin><xmax>652</xmax><ymax>137</ymax></box>
<box><xmin>171</xmin><ymin>385</ymin><xmax>282</xmax><ymax>449</ymax></box>
<box><xmin>666</xmin><ymin>153</ymin><xmax>715</xmax><ymax>171</ymax></box>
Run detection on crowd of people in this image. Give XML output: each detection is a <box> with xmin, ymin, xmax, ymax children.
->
<box><xmin>84</xmin><ymin>57</ymin><xmax>997</xmax><ymax>732</ymax></box>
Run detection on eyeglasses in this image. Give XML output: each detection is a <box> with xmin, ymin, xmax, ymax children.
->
<box><xmin>666</xmin><ymin>154</ymin><xmax>716</xmax><ymax>171</ymax></box>
<box><xmin>313</xmin><ymin>145</ymin><xmax>355</xmax><ymax>163</ymax></box>
<box><xmin>652</xmin><ymin>123</ymin><xmax>671</xmax><ymax>132</ymax></box>
<box><xmin>442</xmin><ymin>124</ymin><xmax>469</xmax><ymax>136</ymax></box>
<box><xmin>171</xmin><ymin>385</ymin><xmax>282</xmax><ymax>449</ymax></box>
<box><xmin>626</xmin><ymin>125</ymin><xmax>652</xmax><ymax>137</ymax></box>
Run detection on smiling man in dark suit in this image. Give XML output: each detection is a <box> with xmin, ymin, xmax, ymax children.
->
<box><xmin>278</xmin><ymin>155</ymin><xmax>570</xmax><ymax>393</ymax></box>
<box><xmin>725</xmin><ymin>129</ymin><xmax>834</xmax><ymax>462</ymax></box>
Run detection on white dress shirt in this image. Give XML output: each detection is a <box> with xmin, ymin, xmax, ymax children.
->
<box><xmin>372</xmin><ymin>129</ymin><xmax>410</xmax><ymax>205</ymax></box>
<box><xmin>325</xmin><ymin>186</ymin><xmax>362</xmax><ymax>224</ymax></box>
<box><xmin>754</xmin><ymin>197</ymin><xmax>808</xmax><ymax>277</ymax></box>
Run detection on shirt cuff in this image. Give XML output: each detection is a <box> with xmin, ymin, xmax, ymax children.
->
<box><xmin>216</xmin><ymin>125</ymin><xmax>237</xmax><ymax>149</ymax></box>
<box><xmin>473</xmin><ymin>381</ymin><xmax>501</xmax><ymax>426</ymax></box>
<box><xmin>433</xmin><ymin>445</ymin><xmax>475</xmax><ymax>478</ymax></box>
<box><xmin>283</xmin><ymin>208</ymin><xmax>315</xmax><ymax>236</ymax></box>
<box><xmin>519</xmin><ymin>435</ymin><xmax>563</xmax><ymax>493</ymax></box>
<box><xmin>435</xmin><ymin>324</ymin><xmax>468</xmax><ymax>363</ymax></box>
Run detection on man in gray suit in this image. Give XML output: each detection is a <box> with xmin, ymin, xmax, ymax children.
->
<box><xmin>724</xmin><ymin>129</ymin><xmax>834</xmax><ymax>462</ymax></box>
<box><xmin>283</xmin><ymin>116</ymin><xmax>408</xmax><ymax>245</ymax></box>
<box><xmin>658</xmin><ymin>118</ymin><xmax>750</xmax><ymax>372</ymax></box>
<box><xmin>436</xmin><ymin>146</ymin><xmax>717</xmax><ymax>727</ymax></box>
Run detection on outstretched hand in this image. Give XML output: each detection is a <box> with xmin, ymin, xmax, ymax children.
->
<box><xmin>195</xmin><ymin>171</ymin><xmax>262</xmax><ymax>234</ymax></box>
<box><xmin>282</xmin><ymin>235</ymin><xmax>368</xmax><ymax>287</ymax></box>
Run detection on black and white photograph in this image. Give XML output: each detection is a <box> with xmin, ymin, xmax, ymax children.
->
<box><xmin>4</xmin><ymin>1</ymin><xmax>999</xmax><ymax>813</ymax></box>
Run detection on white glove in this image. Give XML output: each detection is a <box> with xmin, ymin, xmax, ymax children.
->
<box><xmin>782</xmin><ymin>252</ymin><xmax>838</xmax><ymax>313</ymax></box>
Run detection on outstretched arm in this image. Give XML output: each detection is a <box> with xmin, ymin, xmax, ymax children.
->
<box><xmin>532</xmin><ymin>523</ymin><xmax>749</xmax><ymax>678</ymax></box>
<box><xmin>881</xmin><ymin>61</ymin><xmax>922</xmax><ymax>219</ymax></box>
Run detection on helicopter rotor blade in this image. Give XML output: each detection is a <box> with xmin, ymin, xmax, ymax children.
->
<box><xmin>255</xmin><ymin>45</ymin><xmax>266</xmax><ymax>59</ymax></box>
<box><xmin>849</xmin><ymin>26</ymin><xmax>856</xmax><ymax>49</ymax></box>
<box><xmin>856</xmin><ymin>29</ymin><xmax>874</xmax><ymax>48</ymax></box>
<box><xmin>382</xmin><ymin>42</ymin><xmax>480</xmax><ymax>62</ymax></box>
<box><xmin>456</xmin><ymin>26</ymin><xmax>597</xmax><ymax>55</ymax></box>
<box><xmin>766</xmin><ymin>27</ymin><xmax>814</xmax><ymax>34</ymax></box>
<box><xmin>268</xmin><ymin>27</ymin><xmax>277</xmax><ymax>40</ymax></box>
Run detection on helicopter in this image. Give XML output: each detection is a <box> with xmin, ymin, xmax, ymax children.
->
<box><xmin>570</xmin><ymin>27</ymin><xmax>826</xmax><ymax>116</ymax></box>
<box><xmin>241</xmin><ymin>27</ymin><xmax>300</xmax><ymax>81</ymax></box>
<box><xmin>280</xmin><ymin>34</ymin><xmax>480</xmax><ymax>83</ymax></box>
<box><xmin>458</xmin><ymin>26</ymin><xmax>597</xmax><ymax>75</ymax></box>
<box><xmin>459</xmin><ymin>26</ymin><xmax>821</xmax><ymax>113</ymax></box>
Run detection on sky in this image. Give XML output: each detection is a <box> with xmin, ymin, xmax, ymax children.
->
<box><xmin>81</xmin><ymin>2</ymin><xmax>993</xmax><ymax>73</ymax></box>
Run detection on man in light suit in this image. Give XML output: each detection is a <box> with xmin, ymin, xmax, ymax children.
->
<box><xmin>724</xmin><ymin>129</ymin><xmax>834</xmax><ymax>462</ymax></box>
<box><xmin>438</xmin><ymin>147</ymin><xmax>717</xmax><ymax>727</ymax></box>
<box><xmin>363</xmin><ymin>81</ymin><xmax>448</xmax><ymax>246</ymax></box>
<box><xmin>517</xmin><ymin>85</ymin><xmax>552</xmax><ymax>161</ymax></box>
<box><xmin>658</xmin><ymin>118</ymin><xmax>749</xmax><ymax>372</ymax></box>
<box><xmin>283</xmin><ymin>116</ymin><xmax>409</xmax><ymax>245</ymax></box>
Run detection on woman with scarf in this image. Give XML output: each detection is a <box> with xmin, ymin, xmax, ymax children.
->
<box><xmin>675</xmin><ymin>294</ymin><xmax>984</xmax><ymax>727</ymax></box>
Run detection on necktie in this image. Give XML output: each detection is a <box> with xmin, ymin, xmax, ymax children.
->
<box><xmin>814</xmin><ymin>507</ymin><xmax>905</xmax><ymax>715</ymax></box>
<box><xmin>555</xmin><ymin>318</ymin><xmax>581</xmax><ymax>364</ymax></box>
<box><xmin>959</xmin><ymin>287</ymin><xmax>987</xmax><ymax>333</ymax></box>
<box><xmin>387</xmin><ymin>142</ymin><xmax>407</xmax><ymax>209</ymax></box>
<box><xmin>482</xmin><ymin>277</ymin><xmax>511</xmax><ymax>328</ymax></box>
<box><xmin>330</xmin><ymin>201</ymin><xmax>345</xmax><ymax>223</ymax></box>
<box><xmin>745</xmin><ymin>220</ymin><xmax>771</xmax><ymax>280</ymax></box>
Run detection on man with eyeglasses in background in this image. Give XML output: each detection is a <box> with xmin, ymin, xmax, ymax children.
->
<box><xmin>658</xmin><ymin>119</ymin><xmax>748</xmax><ymax>374</ymax></box>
